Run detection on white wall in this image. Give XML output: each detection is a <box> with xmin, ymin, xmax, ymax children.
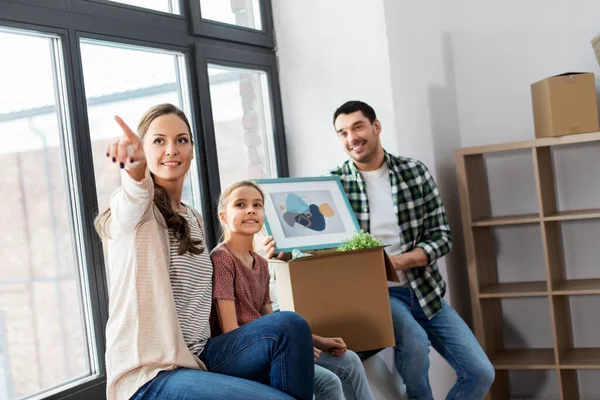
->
<box><xmin>272</xmin><ymin>0</ymin><xmax>397</xmax><ymax>177</ymax></box>
<box><xmin>449</xmin><ymin>2</ymin><xmax>600</xmax><ymax>397</ymax></box>
<box><xmin>273</xmin><ymin>0</ymin><xmax>453</xmax><ymax>397</ymax></box>
<box><xmin>382</xmin><ymin>1</ymin><xmax>461</xmax><ymax>397</ymax></box>
<box><xmin>273</xmin><ymin>0</ymin><xmax>600</xmax><ymax>398</ymax></box>
<box><xmin>272</xmin><ymin>1</ymin><xmax>407</xmax><ymax>398</ymax></box>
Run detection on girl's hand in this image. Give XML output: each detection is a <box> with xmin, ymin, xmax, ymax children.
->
<box><xmin>318</xmin><ymin>337</ymin><xmax>347</xmax><ymax>357</ymax></box>
<box><xmin>262</xmin><ymin>236</ymin><xmax>287</xmax><ymax>260</ymax></box>
<box><xmin>106</xmin><ymin>116</ymin><xmax>146</xmax><ymax>181</ymax></box>
<box><xmin>313</xmin><ymin>346</ymin><xmax>322</xmax><ymax>362</ymax></box>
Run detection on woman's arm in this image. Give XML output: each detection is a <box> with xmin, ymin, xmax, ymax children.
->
<box><xmin>107</xmin><ymin>116</ymin><xmax>152</xmax><ymax>232</ymax></box>
<box><xmin>109</xmin><ymin>169</ymin><xmax>153</xmax><ymax>232</ymax></box>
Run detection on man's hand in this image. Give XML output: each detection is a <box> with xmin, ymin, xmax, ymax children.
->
<box><xmin>316</xmin><ymin>337</ymin><xmax>347</xmax><ymax>357</ymax></box>
<box><xmin>390</xmin><ymin>248</ymin><xmax>428</xmax><ymax>270</ymax></box>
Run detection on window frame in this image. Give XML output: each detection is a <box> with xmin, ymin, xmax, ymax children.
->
<box><xmin>0</xmin><ymin>19</ymin><xmax>108</xmax><ymax>400</ymax></box>
<box><xmin>0</xmin><ymin>0</ymin><xmax>287</xmax><ymax>398</ymax></box>
<box><xmin>189</xmin><ymin>0</ymin><xmax>275</xmax><ymax>48</ymax></box>
<box><xmin>82</xmin><ymin>0</ymin><xmax>182</xmax><ymax>16</ymax></box>
<box><xmin>194</xmin><ymin>43</ymin><xmax>288</xmax><ymax>244</ymax></box>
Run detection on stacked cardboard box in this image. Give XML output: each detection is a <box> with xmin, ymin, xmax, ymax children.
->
<box><xmin>531</xmin><ymin>72</ymin><xmax>599</xmax><ymax>138</ymax></box>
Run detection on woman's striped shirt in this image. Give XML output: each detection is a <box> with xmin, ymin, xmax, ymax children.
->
<box><xmin>168</xmin><ymin>205</ymin><xmax>213</xmax><ymax>356</ymax></box>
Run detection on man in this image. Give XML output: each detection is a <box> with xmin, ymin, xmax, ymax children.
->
<box><xmin>266</xmin><ymin>101</ymin><xmax>494</xmax><ymax>400</ymax></box>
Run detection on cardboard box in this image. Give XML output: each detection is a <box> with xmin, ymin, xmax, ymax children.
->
<box><xmin>271</xmin><ymin>246</ymin><xmax>398</xmax><ymax>353</ymax></box>
<box><xmin>531</xmin><ymin>72</ymin><xmax>599</xmax><ymax>138</ymax></box>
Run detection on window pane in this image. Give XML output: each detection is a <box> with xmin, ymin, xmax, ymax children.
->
<box><xmin>80</xmin><ymin>40</ymin><xmax>202</xmax><ymax>217</ymax></box>
<box><xmin>106</xmin><ymin>0</ymin><xmax>180</xmax><ymax>14</ymax></box>
<box><xmin>207</xmin><ymin>65</ymin><xmax>276</xmax><ymax>188</ymax></box>
<box><xmin>0</xmin><ymin>29</ymin><xmax>92</xmax><ymax>399</ymax></box>
<box><xmin>200</xmin><ymin>0</ymin><xmax>262</xmax><ymax>30</ymax></box>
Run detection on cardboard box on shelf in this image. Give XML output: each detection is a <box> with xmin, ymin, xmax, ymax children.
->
<box><xmin>531</xmin><ymin>72</ymin><xmax>599</xmax><ymax>138</ymax></box>
<box><xmin>271</xmin><ymin>246</ymin><xmax>398</xmax><ymax>353</ymax></box>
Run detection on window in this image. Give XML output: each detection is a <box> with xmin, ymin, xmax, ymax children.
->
<box><xmin>0</xmin><ymin>312</ymin><xmax>11</xmax><ymax>400</ymax></box>
<box><xmin>189</xmin><ymin>0</ymin><xmax>274</xmax><ymax>48</ymax></box>
<box><xmin>80</xmin><ymin>40</ymin><xmax>202</xmax><ymax>214</ymax></box>
<box><xmin>207</xmin><ymin>64</ymin><xmax>277</xmax><ymax>188</ymax></box>
<box><xmin>0</xmin><ymin>28</ymin><xmax>94</xmax><ymax>399</ymax></box>
<box><xmin>199</xmin><ymin>0</ymin><xmax>262</xmax><ymax>30</ymax></box>
<box><xmin>0</xmin><ymin>0</ymin><xmax>284</xmax><ymax>397</ymax></box>
<box><xmin>105</xmin><ymin>0</ymin><xmax>180</xmax><ymax>14</ymax></box>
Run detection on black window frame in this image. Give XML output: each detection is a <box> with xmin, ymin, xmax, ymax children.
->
<box><xmin>0</xmin><ymin>0</ymin><xmax>287</xmax><ymax>398</ymax></box>
<box><xmin>189</xmin><ymin>0</ymin><xmax>275</xmax><ymax>48</ymax></box>
<box><xmin>194</xmin><ymin>43</ymin><xmax>288</xmax><ymax>242</ymax></box>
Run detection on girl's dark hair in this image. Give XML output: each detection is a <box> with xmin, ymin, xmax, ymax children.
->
<box><xmin>95</xmin><ymin>103</ymin><xmax>203</xmax><ymax>255</ymax></box>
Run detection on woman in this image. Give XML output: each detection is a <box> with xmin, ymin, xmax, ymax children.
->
<box><xmin>96</xmin><ymin>104</ymin><xmax>314</xmax><ymax>400</ymax></box>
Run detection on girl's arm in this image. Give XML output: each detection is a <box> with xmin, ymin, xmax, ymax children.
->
<box><xmin>211</xmin><ymin>249</ymin><xmax>239</xmax><ymax>334</ymax></box>
<box><xmin>259</xmin><ymin>256</ymin><xmax>273</xmax><ymax>316</ymax></box>
<box><xmin>260</xmin><ymin>303</ymin><xmax>273</xmax><ymax>316</ymax></box>
<box><xmin>216</xmin><ymin>300</ymin><xmax>240</xmax><ymax>333</ymax></box>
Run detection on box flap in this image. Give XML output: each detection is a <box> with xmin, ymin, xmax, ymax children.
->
<box><xmin>553</xmin><ymin>72</ymin><xmax>590</xmax><ymax>77</ymax></box>
<box><xmin>532</xmin><ymin>72</ymin><xmax>593</xmax><ymax>86</ymax></box>
<box><xmin>289</xmin><ymin>246</ymin><xmax>400</xmax><ymax>283</ymax></box>
<box><xmin>383</xmin><ymin>252</ymin><xmax>400</xmax><ymax>283</ymax></box>
<box><xmin>289</xmin><ymin>246</ymin><xmax>382</xmax><ymax>261</ymax></box>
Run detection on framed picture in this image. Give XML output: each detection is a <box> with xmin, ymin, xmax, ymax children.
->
<box><xmin>254</xmin><ymin>176</ymin><xmax>360</xmax><ymax>253</ymax></box>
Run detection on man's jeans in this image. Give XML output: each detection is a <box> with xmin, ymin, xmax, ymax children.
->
<box><xmin>131</xmin><ymin>312</ymin><xmax>314</xmax><ymax>400</ymax></box>
<box><xmin>389</xmin><ymin>287</ymin><xmax>495</xmax><ymax>400</ymax></box>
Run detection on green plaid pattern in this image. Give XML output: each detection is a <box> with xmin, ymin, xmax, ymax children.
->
<box><xmin>329</xmin><ymin>151</ymin><xmax>452</xmax><ymax>319</ymax></box>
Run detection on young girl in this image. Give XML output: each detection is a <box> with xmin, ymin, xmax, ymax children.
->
<box><xmin>211</xmin><ymin>180</ymin><xmax>375</xmax><ymax>400</ymax></box>
<box><xmin>96</xmin><ymin>104</ymin><xmax>314</xmax><ymax>400</ymax></box>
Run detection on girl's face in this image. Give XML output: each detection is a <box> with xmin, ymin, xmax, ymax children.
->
<box><xmin>142</xmin><ymin>113</ymin><xmax>194</xmax><ymax>183</ymax></box>
<box><xmin>220</xmin><ymin>186</ymin><xmax>265</xmax><ymax>238</ymax></box>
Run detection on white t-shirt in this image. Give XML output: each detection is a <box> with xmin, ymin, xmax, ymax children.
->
<box><xmin>360</xmin><ymin>163</ymin><xmax>409</xmax><ymax>287</ymax></box>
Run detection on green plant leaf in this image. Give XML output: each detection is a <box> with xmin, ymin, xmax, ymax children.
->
<box><xmin>337</xmin><ymin>230</ymin><xmax>384</xmax><ymax>252</ymax></box>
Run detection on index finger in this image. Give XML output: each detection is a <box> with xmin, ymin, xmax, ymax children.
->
<box><xmin>114</xmin><ymin>116</ymin><xmax>138</xmax><ymax>140</ymax></box>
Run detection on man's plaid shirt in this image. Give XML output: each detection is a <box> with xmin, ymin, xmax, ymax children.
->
<box><xmin>329</xmin><ymin>151</ymin><xmax>452</xmax><ymax>319</ymax></box>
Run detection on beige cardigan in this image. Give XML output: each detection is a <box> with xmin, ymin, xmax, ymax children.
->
<box><xmin>104</xmin><ymin>169</ymin><xmax>206</xmax><ymax>400</ymax></box>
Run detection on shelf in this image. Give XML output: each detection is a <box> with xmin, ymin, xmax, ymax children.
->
<box><xmin>479</xmin><ymin>281</ymin><xmax>548</xmax><ymax>298</ymax></box>
<box><xmin>560</xmin><ymin>348</ymin><xmax>600</xmax><ymax>369</ymax></box>
<box><xmin>552</xmin><ymin>279</ymin><xmax>600</xmax><ymax>295</ymax></box>
<box><xmin>471</xmin><ymin>213</ymin><xmax>540</xmax><ymax>227</ymax></box>
<box><xmin>490</xmin><ymin>348</ymin><xmax>556</xmax><ymax>369</ymax></box>
<box><xmin>456</xmin><ymin>131</ymin><xmax>600</xmax><ymax>155</ymax></box>
<box><xmin>544</xmin><ymin>208</ymin><xmax>600</xmax><ymax>222</ymax></box>
<box><xmin>456</xmin><ymin>132</ymin><xmax>600</xmax><ymax>398</ymax></box>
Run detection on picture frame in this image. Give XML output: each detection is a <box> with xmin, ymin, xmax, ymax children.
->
<box><xmin>254</xmin><ymin>176</ymin><xmax>361</xmax><ymax>253</ymax></box>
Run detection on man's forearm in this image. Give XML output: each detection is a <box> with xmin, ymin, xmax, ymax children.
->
<box><xmin>391</xmin><ymin>248</ymin><xmax>428</xmax><ymax>270</ymax></box>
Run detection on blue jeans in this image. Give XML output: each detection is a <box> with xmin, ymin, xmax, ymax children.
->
<box><xmin>315</xmin><ymin>350</ymin><xmax>374</xmax><ymax>400</ymax></box>
<box><xmin>132</xmin><ymin>312</ymin><xmax>314</xmax><ymax>399</ymax></box>
<box><xmin>389</xmin><ymin>287</ymin><xmax>494</xmax><ymax>400</ymax></box>
<box><xmin>131</xmin><ymin>368</ymin><xmax>295</xmax><ymax>399</ymax></box>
